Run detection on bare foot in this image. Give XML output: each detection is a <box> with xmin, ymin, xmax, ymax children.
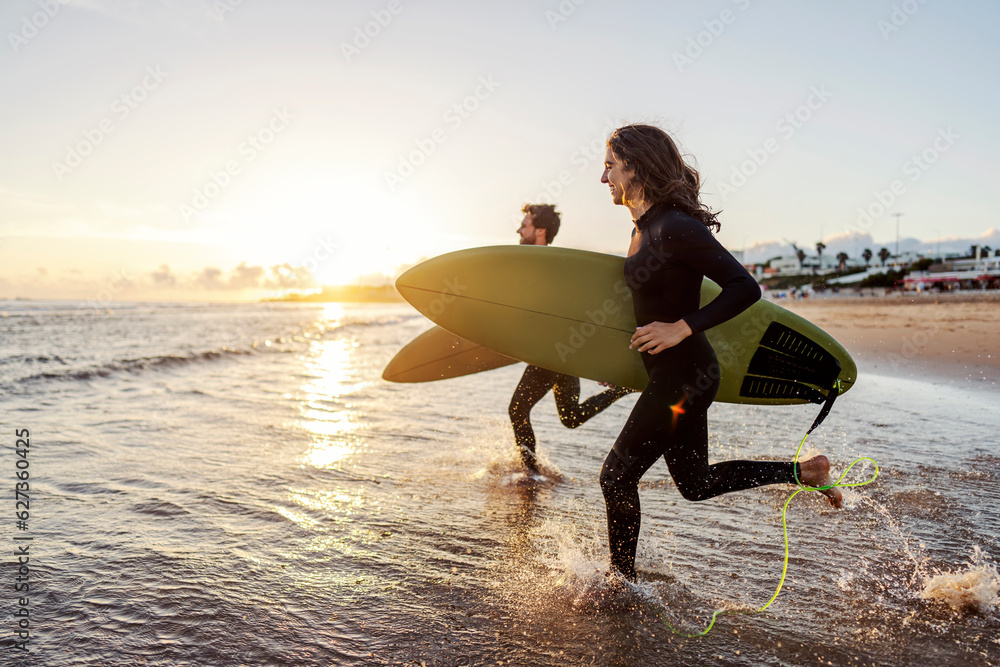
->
<box><xmin>798</xmin><ymin>455</ymin><xmax>843</xmax><ymax>508</ymax></box>
<box><xmin>572</xmin><ymin>570</ymin><xmax>637</xmax><ymax>611</ymax></box>
<box><xmin>518</xmin><ymin>445</ymin><xmax>539</xmax><ymax>472</ymax></box>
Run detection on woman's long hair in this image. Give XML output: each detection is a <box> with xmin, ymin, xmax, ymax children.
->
<box><xmin>607</xmin><ymin>124</ymin><xmax>720</xmax><ymax>232</ymax></box>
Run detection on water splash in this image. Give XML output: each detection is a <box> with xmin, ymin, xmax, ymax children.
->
<box><xmin>468</xmin><ymin>416</ymin><xmax>564</xmax><ymax>487</ymax></box>
<box><xmin>921</xmin><ymin>547</ymin><xmax>1000</xmax><ymax>615</ymax></box>
<box><xmin>862</xmin><ymin>495</ymin><xmax>932</xmax><ymax>587</ymax></box>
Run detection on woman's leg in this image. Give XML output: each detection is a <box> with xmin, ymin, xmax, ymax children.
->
<box><xmin>600</xmin><ymin>372</ymin><xmax>799</xmax><ymax>579</ymax></box>
<box><xmin>600</xmin><ymin>382</ymin><xmax>675</xmax><ymax>580</ymax></box>
<box><xmin>663</xmin><ymin>401</ymin><xmax>797</xmax><ymax>501</ymax></box>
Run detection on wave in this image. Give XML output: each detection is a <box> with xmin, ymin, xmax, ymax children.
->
<box><xmin>15</xmin><ymin>348</ymin><xmax>256</xmax><ymax>386</ymax></box>
<box><xmin>0</xmin><ymin>354</ymin><xmax>68</xmax><ymax>367</ymax></box>
<box><xmin>1</xmin><ymin>303</ymin><xmax>414</xmax><ymax>392</ymax></box>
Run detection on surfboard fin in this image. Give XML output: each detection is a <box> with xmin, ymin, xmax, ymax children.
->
<box><xmin>739</xmin><ymin>322</ymin><xmax>842</xmax><ymax>420</ymax></box>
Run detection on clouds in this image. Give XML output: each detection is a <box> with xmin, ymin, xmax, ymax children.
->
<box><xmin>174</xmin><ymin>261</ymin><xmax>316</xmax><ymax>292</ymax></box>
<box><xmin>150</xmin><ymin>263</ymin><xmax>176</xmax><ymax>287</ymax></box>
<box><xmin>0</xmin><ymin>259</ymin><xmax>324</xmax><ymax>301</ymax></box>
<box><xmin>3</xmin><ymin>1</ymin><xmax>998</xmax><ymax>302</ymax></box>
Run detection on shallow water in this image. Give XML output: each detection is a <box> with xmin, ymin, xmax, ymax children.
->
<box><xmin>1</xmin><ymin>301</ymin><xmax>997</xmax><ymax>666</ymax></box>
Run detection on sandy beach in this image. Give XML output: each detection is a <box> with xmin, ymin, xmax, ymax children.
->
<box><xmin>776</xmin><ymin>291</ymin><xmax>1000</xmax><ymax>391</ymax></box>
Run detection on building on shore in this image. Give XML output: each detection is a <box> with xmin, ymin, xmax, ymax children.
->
<box><xmin>903</xmin><ymin>255</ymin><xmax>1000</xmax><ymax>291</ymax></box>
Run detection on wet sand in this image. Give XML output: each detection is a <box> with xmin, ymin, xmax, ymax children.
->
<box><xmin>775</xmin><ymin>292</ymin><xmax>1000</xmax><ymax>391</ymax></box>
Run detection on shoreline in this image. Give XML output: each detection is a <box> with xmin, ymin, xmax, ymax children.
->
<box><xmin>777</xmin><ymin>293</ymin><xmax>999</xmax><ymax>391</ymax></box>
<box><xmin>770</xmin><ymin>289</ymin><xmax>1000</xmax><ymax>305</ymax></box>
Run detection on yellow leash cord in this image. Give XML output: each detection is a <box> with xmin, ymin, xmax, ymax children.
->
<box><xmin>656</xmin><ymin>431</ymin><xmax>880</xmax><ymax>637</ymax></box>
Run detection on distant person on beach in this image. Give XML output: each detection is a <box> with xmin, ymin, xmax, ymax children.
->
<box><xmin>598</xmin><ymin>125</ymin><xmax>841</xmax><ymax>582</ymax></box>
<box><xmin>508</xmin><ymin>204</ymin><xmax>632</xmax><ymax>471</ymax></box>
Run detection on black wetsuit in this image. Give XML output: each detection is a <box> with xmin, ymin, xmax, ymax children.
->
<box><xmin>509</xmin><ymin>365</ymin><xmax>629</xmax><ymax>470</ymax></box>
<box><xmin>600</xmin><ymin>204</ymin><xmax>798</xmax><ymax>580</ymax></box>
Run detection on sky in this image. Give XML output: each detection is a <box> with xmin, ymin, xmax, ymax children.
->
<box><xmin>2</xmin><ymin>0</ymin><xmax>999</xmax><ymax>301</ymax></box>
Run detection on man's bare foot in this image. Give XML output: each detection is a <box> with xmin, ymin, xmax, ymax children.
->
<box><xmin>518</xmin><ymin>446</ymin><xmax>540</xmax><ymax>472</ymax></box>
<box><xmin>798</xmin><ymin>455</ymin><xmax>843</xmax><ymax>508</ymax></box>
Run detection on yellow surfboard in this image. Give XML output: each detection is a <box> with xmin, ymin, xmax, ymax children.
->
<box><xmin>395</xmin><ymin>245</ymin><xmax>856</xmax><ymax>406</ymax></box>
<box><xmin>383</xmin><ymin>326</ymin><xmax>518</xmax><ymax>382</ymax></box>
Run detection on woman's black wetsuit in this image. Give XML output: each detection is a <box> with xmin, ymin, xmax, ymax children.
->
<box><xmin>600</xmin><ymin>204</ymin><xmax>798</xmax><ymax>580</ymax></box>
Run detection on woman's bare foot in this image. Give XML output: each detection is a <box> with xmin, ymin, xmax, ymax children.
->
<box><xmin>798</xmin><ymin>455</ymin><xmax>842</xmax><ymax>508</ymax></box>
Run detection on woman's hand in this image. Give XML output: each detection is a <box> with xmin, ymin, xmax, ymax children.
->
<box><xmin>629</xmin><ymin>320</ymin><xmax>693</xmax><ymax>354</ymax></box>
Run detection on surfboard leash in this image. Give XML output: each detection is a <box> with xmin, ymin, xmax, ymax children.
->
<box><xmin>654</xmin><ymin>379</ymin><xmax>880</xmax><ymax>638</ymax></box>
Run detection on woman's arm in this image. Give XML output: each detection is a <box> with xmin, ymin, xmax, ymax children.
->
<box><xmin>673</xmin><ymin>218</ymin><xmax>760</xmax><ymax>335</ymax></box>
<box><xmin>631</xmin><ymin>213</ymin><xmax>760</xmax><ymax>354</ymax></box>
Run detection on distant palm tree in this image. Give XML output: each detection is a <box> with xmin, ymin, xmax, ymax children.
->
<box><xmin>813</xmin><ymin>242</ymin><xmax>826</xmax><ymax>275</ymax></box>
<box><xmin>878</xmin><ymin>247</ymin><xmax>891</xmax><ymax>266</ymax></box>
<box><xmin>836</xmin><ymin>252</ymin><xmax>849</xmax><ymax>270</ymax></box>
<box><xmin>862</xmin><ymin>248</ymin><xmax>873</xmax><ymax>267</ymax></box>
<box><xmin>796</xmin><ymin>248</ymin><xmax>806</xmax><ymax>268</ymax></box>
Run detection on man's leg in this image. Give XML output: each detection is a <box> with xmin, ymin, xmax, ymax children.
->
<box><xmin>552</xmin><ymin>374</ymin><xmax>631</xmax><ymax>429</ymax></box>
<box><xmin>508</xmin><ymin>365</ymin><xmax>559</xmax><ymax>469</ymax></box>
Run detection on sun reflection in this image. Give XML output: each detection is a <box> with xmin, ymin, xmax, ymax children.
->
<box><xmin>302</xmin><ymin>439</ymin><xmax>355</xmax><ymax>468</ymax></box>
<box><xmin>297</xmin><ymin>325</ymin><xmax>369</xmax><ymax>469</ymax></box>
<box><xmin>302</xmin><ymin>338</ymin><xmax>364</xmax><ymax>400</ymax></box>
<box><xmin>273</xmin><ymin>505</ymin><xmax>322</xmax><ymax>530</ymax></box>
<box><xmin>320</xmin><ymin>302</ymin><xmax>344</xmax><ymax>325</ymax></box>
<box><xmin>300</xmin><ymin>410</ymin><xmax>355</xmax><ymax>438</ymax></box>
<box><xmin>292</xmin><ymin>487</ymin><xmax>367</xmax><ymax>517</ymax></box>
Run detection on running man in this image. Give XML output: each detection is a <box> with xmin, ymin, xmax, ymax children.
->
<box><xmin>508</xmin><ymin>204</ymin><xmax>632</xmax><ymax>471</ymax></box>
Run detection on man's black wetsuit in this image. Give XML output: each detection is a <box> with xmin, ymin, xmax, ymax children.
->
<box><xmin>509</xmin><ymin>365</ymin><xmax>630</xmax><ymax>470</ymax></box>
<box><xmin>599</xmin><ymin>204</ymin><xmax>799</xmax><ymax>580</ymax></box>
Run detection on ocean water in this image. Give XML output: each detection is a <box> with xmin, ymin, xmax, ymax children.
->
<box><xmin>1</xmin><ymin>300</ymin><xmax>998</xmax><ymax>666</ymax></box>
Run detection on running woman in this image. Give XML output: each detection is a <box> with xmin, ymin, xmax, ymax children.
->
<box><xmin>598</xmin><ymin>125</ymin><xmax>841</xmax><ymax>581</ymax></box>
